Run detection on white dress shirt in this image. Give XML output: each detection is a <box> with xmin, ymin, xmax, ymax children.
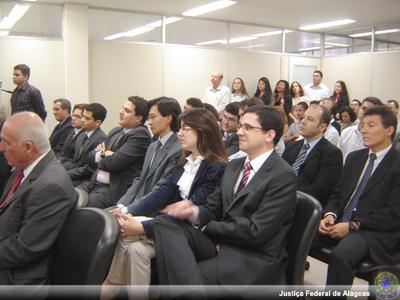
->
<box><xmin>177</xmin><ymin>154</ymin><xmax>204</xmax><ymax>200</ymax></box>
<box><xmin>304</xmin><ymin>83</ymin><xmax>330</xmax><ymax>101</ymax></box>
<box><xmin>202</xmin><ymin>84</ymin><xmax>232</xmax><ymax>113</ymax></box>
<box><xmin>21</xmin><ymin>150</ymin><xmax>50</xmax><ymax>183</ymax></box>
<box><xmin>338</xmin><ymin>120</ymin><xmax>365</xmax><ymax>163</ymax></box>
<box><xmin>324</xmin><ymin>123</ymin><xmax>339</xmax><ymax>146</ymax></box>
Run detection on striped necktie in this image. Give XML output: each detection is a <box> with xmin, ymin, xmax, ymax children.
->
<box><xmin>292</xmin><ymin>143</ymin><xmax>310</xmax><ymax>175</ymax></box>
<box><xmin>235</xmin><ymin>161</ymin><xmax>252</xmax><ymax>195</ymax></box>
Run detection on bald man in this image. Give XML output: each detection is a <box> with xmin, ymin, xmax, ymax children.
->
<box><xmin>202</xmin><ymin>70</ymin><xmax>232</xmax><ymax>114</ymax></box>
<box><xmin>0</xmin><ymin>112</ymin><xmax>75</xmax><ymax>284</ymax></box>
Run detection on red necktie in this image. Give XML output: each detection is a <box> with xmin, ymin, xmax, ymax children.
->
<box><xmin>235</xmin><ymin>162</ymin><xmax>252</xmax><ymax>195</ymax></box>
<box><xmin>0</xmin><ymin>170</ymin><xmax>24</xmax><ymax>209</ymax></box>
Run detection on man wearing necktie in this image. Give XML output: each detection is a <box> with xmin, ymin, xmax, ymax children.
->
<box><xmin>84</xmin><ymin>96</ymin><xmax>151</xmax><ymax>208</ymax></box>
<box><xmin>221</xmin><ymin>102</ymin><xmax>240</xmax><ymax>156</ymax></box>
<box><xmin>0</xmin><ymin>112</ymin><xmax>75</xmax><ymax>285</ymax></box>
<box><xmin>282</xmin><ymin>105</ymin><xmax>342</xmax><ymax>207</ymax></box>
<box><xmin>315</xmin><ymin>105</ymin><xmax>400</xmax><ymax>289</ymax></box>
<box><xmin>151</xmin><ymin>105</ymin><xmax>296</xmax><ymax>295</ymax></box>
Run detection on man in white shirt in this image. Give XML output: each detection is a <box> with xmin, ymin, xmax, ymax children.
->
<box><xmin>151</xmin><ymin>106</ymin><xmax>296</xmax><ymax>297</ymax></box>
<box><xmin>304</xmin><ymin>70</ymin><xmax>330</xmax><ymax>101</ymax></box>
<box><xmin>202</xmin><ymin>70</ymin><xmax>232</xmax><ymax>114</ymax></box>
<box><xmin>338</xmin><ymin>97</ymin><xmax>383</xmax><ymax>161</ymax></box>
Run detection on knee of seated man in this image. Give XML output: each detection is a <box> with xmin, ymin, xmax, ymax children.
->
<box><xmin>127</xmin><ymin>241</ymin><xmax>154</xmax><ymax>263</ymax></box>
<box><xmin>330</xmin><ymin>242</ymin><xmax>355</xmax><ymax>266</ymax></box>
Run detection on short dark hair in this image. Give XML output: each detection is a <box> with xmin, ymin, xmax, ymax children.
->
<box><xmin>314</xmin><ymin>70</ymin><xmax>323</xmax><ymax>78</ymax></box>
<box><xmin>203</xmin><ymin>103</ymin><xmax>220</xmax><ymax>122</ymax></box>
<box><xmin>316</xmin><ymin>105</ymin><xmax>332</xmax><ymax>126</ymax></box>
<box><xmin>296</xmin><ymin>101</ymin><xmax>309</xmax><ymax>111</ymax></box>
<box><xmin>363</xmin><ymin>105</ymin><xmax>398</xmax><ymax>140</ymax></box>
<box><xmin>186</xmin><ymin>97</ymin><xmax>203</xmax><ymax>108</ymax></box>
<box><xmin>128</xmin><ymin>96</ymin><xmax>148</xmax><ymax>125</ymax></box>
<box><xmin>14</xmin><ymin>64</ymin><xmax>30</xmax><ymax>78</ymax></box>
<box><xmin>148</xmin><ymin>97</ymin><xmax>182</xmax><ymax>132</ymax></box>
<box><xmin>239</xmin><ymin>97</ymin><xmax>263</xmax><ymax>110</ymax></box>
<box><xmin>54</xmin><ymin>98</ymin><xmax>71</xmax><ymax>114</ymax></box>
<box><xmin>352</xmin><ymin>99</ymin><xmax>362</xmax><ymax>106</ymax></box>
<box><xmin>362</xmin><ymin>96</ymin><xmax>383</xmax><ymax>106</ymax></box>
<box><xmin>340</xmin><ymin>106</ymin><xmax>357</xmax><ymax>123</ymax></box>
<box><xmin>73</xmin><ymin>103</ymin><xmax>87</xmax><ymax>112</ymax></box>
<box><xmin>388</xmin><ymin>99</ymin><xmax>399</xmax><ymax>109</ymax></box>
<box><xmin>310</xmin><ymin>100</ymin><xmax>320</xmax><ymax>105</ymax></box>
<box><xmin>85</xmin><ymin>103</ymin><xmax>107</xmax><ymax>123</ymax></box>
<box><xmin>320</xmin><ymin>97</ymin><xmax>336</xmax><ymax>115</ymax></box>
<box><xmin>244</xmin><ymin>105</ymin><xmax>284</xmax><ymax>145</ymax></box>
<box><xmin>224</xmin><ymin>102</ymin><xmax>240</xmax><ymax>117</ymax></box>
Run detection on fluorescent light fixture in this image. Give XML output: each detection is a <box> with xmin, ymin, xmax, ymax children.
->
<box><xmin>299</xmin><ymin>19</ymin><xmax>355</xmax><ymax>31</ymax></box>
<box><xmin>0</xmin><ymin>30</ymin><xmax>10</xmax><ymax>36</ymax></box>
<box><xmin>238</xmin><ymin>43</ymin><xmax>266</xmax><ymax>49</ymax></box>
<box><xmin>146</xmin><ymin>17</ymin><xmax>183</xmax><ymax>28</ymax></box>
<box><xmin>298</xmin><ymin>46</ymin><xmax>333</xmax><ymax>51</ymax></box>
<box><xmin>104</xmin><ymin>32</ymin><xmax>127</xmax><ymax>41</ymax></box>
<box><xmin>124</xmin><ymin>26</ymin><xmax>154</xmax><ymax>37</ymax></box>
<box><xmin>349</xmin><ymin>28</ymin><xmax>400</xmax><ymax>37</ymax></box>
<box><xmin>182</xmin><ymin>0</ymin><xmax>237</xmax><ymax>17</ymax></box>
<box><xmin>0</xmin><ymin>4</ymin><xmax>31</xmax><ymax>30</ymax></box>
<box><xmin>312</xmin><ymin>41</ymin><xmax>350</xmax><ymax>47</ymax></box>
<box><xmin>196</xmin><ymin>39</ymin><xmax>226</xmax><ymax>46</ymax></box>
<box><xmin>226</xmin><ymin>36</ymin><xmax>258</xmax><ymax>44</ymax></box>
<box><xmin>253</xmin><ymin>29</ymin><xmax>293</xmax><ymax>37</ymax></box>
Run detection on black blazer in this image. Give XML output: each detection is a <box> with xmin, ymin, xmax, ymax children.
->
<box><xmin>90</xmin><ymin>125</ymin><xmax>151</xmax><ymax>201</ymax></box>
<box><xmin>49</xmin><ymin>116</ymin><xmax>72</xmax><ymax>157</ymax></box>
<box><xmin>197</xmin><ymin>152</ymin><xmax>297</xmax><ymax>285</ymax></box>
<box><xmin>223</xmin><ymin>133</ymin><xmax>239</xmax><ymax>156</ymax></box>
<box><xmin>63</xmin><ymin>127</ymin><xmax>107</xmax><ymax>185</ymax></box>
<box><xmin>282</xmin><ymin>137</ymin><xmax>343</xmax><ymax>207</ymax></box>
<box><xmin>324</xmin><ymin>147</ymin><xmax>400</xmax><ymax>265</ymax></box>
<box><xmin>58</xmin><ymin>129</ymin><xmax>84</xmax><ymax>163</ymax></box>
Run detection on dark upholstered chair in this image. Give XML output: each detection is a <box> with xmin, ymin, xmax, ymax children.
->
<box><xmin>286</xmin><ymin>191</ymin><xmax>322</xmax><ymax>285</ymax></box>
<box><xmin>51</xmin><ymin>207</ymin><xmax>119</xmax><ymax>285</ymax></box>
<box><xmin>74</xmin><ymin>187</ymin><xmax>89</xmax><ymax>208</ymax></box>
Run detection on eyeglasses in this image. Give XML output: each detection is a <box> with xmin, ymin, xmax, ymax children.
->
<box><xmin>238</xmin><ymin>123</ymin><xmax>264</xmax><ymax>132</ymax></box>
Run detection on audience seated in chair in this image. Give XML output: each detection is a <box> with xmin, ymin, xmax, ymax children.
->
<box><xmin>313</xmin><ymin>106</ymin><xmax>400</xmax><ymax>294</ymax></box>
<box><xmin>149</xmin><ymin>106</ymin><xmax>296</xmax><ymax>299</ymax></box>
<box><xmin>84</xmin><ymin>96</ymin><xmax>151</xmax><ymax>209</ymax></box>
<box><xmin>0</xmin><ymin>112</ymin><xmax>75</xmax><ymax>284</ymax></box>
<box><xmin>282</xmin><ymin>105</ymin><xmax>342</xmax><ymax>207</ymax></box>
<box><xmin>62</xmin><ymin>103</ymin><xmax>107</xmax><ymax>186</ymax></box>
<box><xmin>115</xmin><ymin>97</ymin><xmax>182</xmax><ymax>210</ymax></box>
<box><xmin>49</xmin><ymin>98</ymin><xmax>72</xmax><ymax>157</ymax></box>
<box><xmin>221</xmin><ymin>102</ymin><xmax>240</xmax><ymax>156</ymax></box>
<box><xmin>101</xmin><ymin>108</ymin><xmax>227</xmax><ymax>300</ymax></box>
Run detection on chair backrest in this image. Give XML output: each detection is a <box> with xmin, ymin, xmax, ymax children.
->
<box><xmin>51</xmin><ymin>207</ymin><xmax>119</xmax><ymax>285</ymax></box>
<box><xmin>286</xmin><ymin>191</ymin><xmax>322</xmax><ymax>285</ymax></box>
<box><xmin>74</xmin><ymin>187</ymin><xmax>89</xmax><ymax>208</ymax></box>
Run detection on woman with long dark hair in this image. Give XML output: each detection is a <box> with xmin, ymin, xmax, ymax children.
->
<box><xmin>254</xmin><ymin>77</ymin><xmax>273</xmax><ymax>106</ymax></box>
<box><xmin>101</xmin><ymin>108</ymin><xmax>227</xmax><ymax>299</ymax></box>
<box><xmin>274</xmin><ymin>80</ymin><xmax>293</xmax><ymax>118</ymax></box>
<box><xmin>290</xmin><ymin>81</ymin><xmax>309</xmax><ymax>106</ymax></box>
<box><xmin>231</xmin><ymin>77</ymin><xmax>249</xmax><ymax>102</ymax></box>
<box><xmin>331</xmin><ymin>80</ymin><xmax>349</xmax><ymax>114</ymax></box>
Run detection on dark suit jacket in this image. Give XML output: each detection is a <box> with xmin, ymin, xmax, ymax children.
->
<box><xmin>223</xmin><ymin>132</ymin><xmax>239</xmax><ymax>156</ymax></box>
<box><xmin>324</xmin><ymin>147</ymin><xmax>400</xmax><ymax>265</ymax></box>
<box><xmin>117</xmin><ymin>133</ymin><xmax>182</xmax><ymax>206</ymax></box>
<box><xmin>90</xmin><ymin>125</ymin><xmax>151</xmax><ymax>201</ymax></box>
<box><xmin>0</xmin><ymin>151</ymin><xmax>75</xmax><ymax>284</ymax></box>
<box><xmin>63</xmin><ymin>127</ymin><xmax>107</xmax><ymax>185</ymax></box>
<box><xmin>58</xmin><ymin>129</ymin><xmax>84</xmax><ymax>163</ymax></box>
<box><xmin>49</xmin><ymin>116</ymin><xmax>72</xmax><ymax>157</ymax></box>
<box><xmin>282</xmin><ymin>137</ymin><xmax>343</xmax><ymax>207</ymax></box>
<box><xmin>197</xmin><ymin>151</ymin><xmax>297</xmax><ymax>285</ymax></box>
<box><xmin>129</xmin><ymin>160</ymin><xmax>226</xmax><ymax>217</ymax></box>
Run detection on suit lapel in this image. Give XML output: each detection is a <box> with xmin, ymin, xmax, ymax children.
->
<box><xmin>345</xmin><ymin>150</ymin><xmax>368</xmax><ymax>201</ymax></box>
<box><xmin>187</xmin><ymin>160</ymin><xmax>208</xmax><ymax>198</ymax></box>
<box><xmin>362</xmin><ymin>147</ymin><xmax>396</xmax><ymax>196</ymax></box>
<box><xmin>3</xmin><ymin>151</ymin><xmax>55</xmax><ymax>209</ymax></box>
<box><xmin>146</xmin><ymin>134</ymin><xmax>178</xmax><ymax>179</ymax></box>
<box><xmin>303</xmin><ymin>138</ymin><xmax>325</xmax><ymax>165</ymax></box>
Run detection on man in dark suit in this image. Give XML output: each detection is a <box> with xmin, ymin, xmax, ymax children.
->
<box><xmin>85</xmin><ymin>96</ymin><xmax>151</xmax><ymax>208</ymax></box>
<box><xmin>316</xmin><ymin>105</ymin><xmax>400</xmax><ymax>288</ymax></box>
<box><xmin>62</xmin><ymin>103</ymin><xmax>107</xmax><ymax>186</ymax></box>
<box><xmin>152</xmin><ymin>105</ymin><xmax>296</xmax><ymax>294</ymax></box>
<box><xmin>222</xmin><ymin>102</ymin><xmax>240</xmax><ymax>156</ymax></box>
<box><xmin>49</xmin><ymin>98</ymin><xmax>72</xmax><ymax>157</ymax></box>
<box><xmin>0</xmin><ymin>112</ymin><xmax>75</xmax><ymax>284</ymax></box>
<box><xmin>115</xmin><ymin>97</ymin><xmax>182</xmax><ymax>211</ymax></box>
<box><xmin>58</xmin><ymin>103</ymin><xmax>86</xmax><ymax>162</ymax></box>
<box><xmin>282</xmin><ymin>105</ymin><xmax>342</xmax><ymax>207</ymax></box>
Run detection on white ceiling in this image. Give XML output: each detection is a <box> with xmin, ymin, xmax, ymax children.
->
<box><xmin>1</xmin><ymin>0</ymin><xmax>400</xmax><ymax>53</ymax></box>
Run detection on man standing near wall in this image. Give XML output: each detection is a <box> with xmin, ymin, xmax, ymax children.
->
<box><xmin>202</xmin><ymin>70</ymin><xmax>232</xmax><ymax>114</ymax></box>
<box><xmin>304</xmin><ymin>70</ymin><xmax>330</xmax><ymax>101</ymax></box>
<box><xmin>10</xmin><ymin>64</ymin><xmax>47</xmax><ymax>121</ymax></box>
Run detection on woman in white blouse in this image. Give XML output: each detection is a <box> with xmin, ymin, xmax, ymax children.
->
<box><xmin>101</xmin><ymin>108</ymin><xmax>227</xmax><ymax>299</ymax></box>
<box><xmin>290</xmin><ymin>81</ymin><xmax>309</xmax><ymax>106</ymax></box>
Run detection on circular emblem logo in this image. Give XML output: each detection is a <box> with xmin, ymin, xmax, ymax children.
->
<box><xmin>375</xmin><ymin>271</ymin><xmax>399</xmax><ymax>299</ymax></box>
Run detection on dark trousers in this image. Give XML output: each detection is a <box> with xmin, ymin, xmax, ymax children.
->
<box><xmin>86</xmin><ymin>181</ymin><xmax>113</xmax><ymax>209</ymax></box>
<box><xmin>153</xmin><ymin>215</ymin><xmax>218</xmax><ymax>286</ymax></box>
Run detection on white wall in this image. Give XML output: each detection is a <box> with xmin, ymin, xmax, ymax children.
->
<box><xmin>0</xmin><ymin>38</ymin><xmax>64</xmax><ymax>131</ymax></box>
